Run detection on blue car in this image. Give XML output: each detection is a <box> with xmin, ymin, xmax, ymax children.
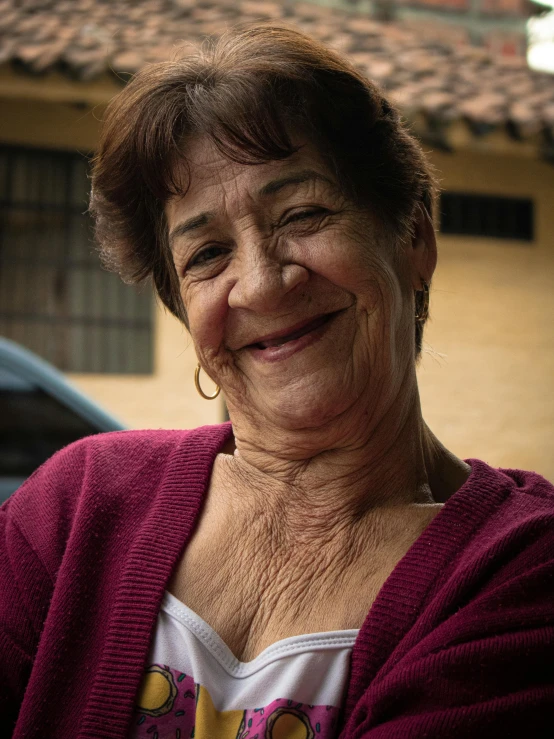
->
<box><xmin>0</xmin><ymin>337</ymin><xmax>125</xmax><ymax>502</ymax></box>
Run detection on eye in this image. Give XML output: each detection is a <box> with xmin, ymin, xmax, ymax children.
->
<box><xmin>186</xmin><ymin>244</ymin><xmax>229</xmax><ymax>271</ymax></box>
<box><xmin>283</xmin><ymin>208</ymin><xmax>329</xmax><ymax>225</ymax></box>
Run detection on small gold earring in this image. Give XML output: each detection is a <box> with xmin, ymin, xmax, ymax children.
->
<box><xmin>415</xmin><ymin>281</ymin><xmax>430</xmax><ymax>323</ymax></box>
<box><xmin>194</xmin><ymin>363</ymin><xmax>221</xmax><ymax>400</ymax></box>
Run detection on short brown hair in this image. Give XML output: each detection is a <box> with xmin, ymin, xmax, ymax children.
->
<box><xmin>90</xmin><ymin>24</ymin><xmax>437</xmax><ymax>350</ymax></box>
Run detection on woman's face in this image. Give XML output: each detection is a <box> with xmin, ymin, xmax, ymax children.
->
<box><xmin>166</xmin><ymin>136</ymin><xmax>431</xmax><ymax>434</ymax></box>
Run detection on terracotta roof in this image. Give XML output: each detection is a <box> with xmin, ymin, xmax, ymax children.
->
<box><xmin>1</xmin><ymin>0</ymin><xmax>554</xmax><ymax>150</ymax></box>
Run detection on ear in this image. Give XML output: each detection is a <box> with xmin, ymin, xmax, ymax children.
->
<box><xmin>407</xmin><ymin>203</ymin><xmax>437</xmax><ymax>290</ymax></box>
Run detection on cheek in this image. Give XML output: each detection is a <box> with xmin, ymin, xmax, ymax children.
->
<box><xmin>183</xmin><ymin>280</ymin><xmax>228</xmax><ymax>359</ymax></box>
<box><xmin>298</xmin><ymin>230</ymin><xmax>393</xmax><ymax>314</ymax></box>
<box><xmin>306</xmin><ymin>233</ymin><xmax>409</xmax><ymax>365</ymax></box>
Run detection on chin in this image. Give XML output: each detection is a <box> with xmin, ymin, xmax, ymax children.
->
<box><xmin>261</xmin><ymin>386</ymin><xmax>355</xmax><ymax>432</ymax></box>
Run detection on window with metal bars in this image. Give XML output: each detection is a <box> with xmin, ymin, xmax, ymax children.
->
<box><xmin>440</xmin><ymin>192</ymin><xmax>534</xmax><ymax>242</ymax></box>
<box><xmin>0</xmin><ymin>145</ymin><xmax>153</xmax><ymax>373</ymax></box>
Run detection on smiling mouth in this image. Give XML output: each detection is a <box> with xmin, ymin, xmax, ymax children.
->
<box><xmin>249</xmin><ymin>312</ymin><xmax>339</xmax><ymax>350</ymax></box>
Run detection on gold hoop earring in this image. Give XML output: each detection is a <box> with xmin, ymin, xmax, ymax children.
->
<box><xmin>194</xmin><ymin>363</ymin><xmax>220</xmax><ymax>400</ymax></box>
<box><xmin>415</xmin><ymin>281</ymin><xmax>430</xmax><ymax>323</ymax></box>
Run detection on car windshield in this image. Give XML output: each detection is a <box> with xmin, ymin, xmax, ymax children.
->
<box><xmin>0</xmin><ymin>366</ymin><xmax>98</xmax><ymax>478</ymax></box>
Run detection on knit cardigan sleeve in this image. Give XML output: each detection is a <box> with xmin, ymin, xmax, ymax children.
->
<box><xmin>0</xmin><ymin>426</ymin><xmax>221</xmax><ymax>738</ymax></box>
<box><xmin>0</xmin><ymin>439</ymin><xmax>88</xmax><ymax>732</ymax></box>
<box><xmin>0</xmin><ymin>507</ymin><xmax>49</xmax><ymax>730</ymax></box>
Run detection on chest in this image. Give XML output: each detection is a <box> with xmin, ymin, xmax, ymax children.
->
<box><xmin>132</xmin><ymin>590</ymin><xmax>357</xmax><ymax>739</ymax></box>
<box><xmin>169</xmin><ymin>548</ymin><xmax>382</xmax><ymax>662</ymax></box>
<box><xmin>167</xmin><ymin>496</ymin><xmax>437</xmax><ymax>661</ymax></box>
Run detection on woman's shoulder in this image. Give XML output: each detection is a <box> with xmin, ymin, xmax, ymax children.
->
<box><xmin>65</xmin><ymin>422</ymin><xmax>232</xmax><ymax>462</ymax></box>
<box><xmin>346</xmin><ymin>461</ymin><xmax>554</xmax><ymax>733</ymax></box>
<box><xmin>2</xmin><ymin>423</ymin><xmax>232</xmax><ymax>573</ymax></box>
<box><xmin>452</xmin><ymin>458</ymin><xmax>554</xmax><ymax>555</ymax></box>
<box><xmin>415</xmin><ymin>458</ymin><xmax>554</xmax><ymax>618</ymax></box>
<box><xmin>464</xmin><ymin>457</ymin><xmax>554</xmax><ymax>520</ymax></box>
<box><xmin>10</xmin><ymin>423</ymin><xmax>230</xmax><ymax>497</ymax></box>
<box><xmin>443</xmin><ymin>458</ymin><xmax>554</xmax><ymax>597</ymax></box>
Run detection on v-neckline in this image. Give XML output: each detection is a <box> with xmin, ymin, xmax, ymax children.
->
<box><xmin>163</xmin><ymin>590</ymin><xmax>359</xmax><ymax>674</ymax></box>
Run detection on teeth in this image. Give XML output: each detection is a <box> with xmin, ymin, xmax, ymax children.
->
<box><xmin>259</xmin><ymin>330</ymin><xmax>306</xmax><ymax>349</ymax></box>
<box><xmin>262</xmin><ymin>337</ymin><xmax>287</xmax><ymax>348</ymax></box>
<box><xmin>253</xmin><ymin>314</ymin><xmax>332</xmax><ymax>350</ymax></box>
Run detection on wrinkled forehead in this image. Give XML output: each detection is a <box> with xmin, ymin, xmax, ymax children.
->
<box><xmin>165</xmin><ymin>135</ymin><xmax>338</xmax><ymax>223</ymax></box>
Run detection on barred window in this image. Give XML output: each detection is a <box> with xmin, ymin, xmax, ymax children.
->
<box><xmin>440</xmin><ymin>192</ymin><xmax>534</xmax><ymax>242</ymax></box>
<box><xmin>0</xmin><ymin>145</ymin><xmax>153</xmax><ymax>373</ymax></box>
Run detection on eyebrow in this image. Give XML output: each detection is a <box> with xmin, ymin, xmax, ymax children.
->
<box><xmin>169</xmin><ymin>213</ymin><xmax>213</xmax><ymax>247</ymax></box>
<box><xmin>258</xmin><ymin>169</ymin><xmax>333</xmax><ymax>197</ymax></box>
<box><xmin>169</xmin><ymin>169</ymin><xmax>333</xmax><ymax>248</ymax></box>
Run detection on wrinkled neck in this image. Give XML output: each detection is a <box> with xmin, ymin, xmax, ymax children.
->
<box><xmin>223</xmin><ymin>385</ymin><xmax>462</xmax><ymax>520</ymax></box>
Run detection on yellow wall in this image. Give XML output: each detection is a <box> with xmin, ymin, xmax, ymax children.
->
<box><xmin>420</xmin><ymin>149</ymin><xmax>554</xmax><ymax>481</ymax></box>
<box><xmin>1</xmin><ymin>95</ymin><xmax>553</xmax><ymax>478</ymax></box>
<box><xmin>0</xmin><ymin>97</ymin><xmax>104</xmax><ymax>152</ymax></box>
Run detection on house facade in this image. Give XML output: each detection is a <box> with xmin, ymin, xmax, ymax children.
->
<box><xmin>0</xmin><ymin>0</ymin><xmax>553</xmax><ymax>479</ymax></box>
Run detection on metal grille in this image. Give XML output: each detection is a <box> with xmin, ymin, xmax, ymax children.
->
<box><xmin>0</xmin><ymin>145</ymin><xmax>153</xmax><ymax>373</ymax></box>
<box><xmin>440</xmin><ymin>192</ymin><xmax>534</xmax><ymax>242</ymax></box>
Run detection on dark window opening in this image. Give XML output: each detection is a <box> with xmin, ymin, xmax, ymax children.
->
<box><xmin>440</xmin><ymin>192</ymin><xmax>534</xmax><ymax>242</ymax></box>
<box><xmin>0</xmin><ymin>145</ymin><xmax>153</xmax><ymax>373</ymax></box>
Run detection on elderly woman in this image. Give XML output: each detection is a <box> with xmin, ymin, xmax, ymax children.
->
<box><xmin>2</xmin><ymin>25</ymin><xmax>554</xmax><ymax>739</ymax></box>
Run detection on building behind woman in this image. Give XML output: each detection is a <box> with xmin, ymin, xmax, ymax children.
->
<box><xmin>1</xmin><ymin>25</ymin><xmax>553</xmax><ymax>739</ymax></box>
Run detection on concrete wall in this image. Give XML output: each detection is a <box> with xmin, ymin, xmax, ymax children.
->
<box><xmin>1</xmin><ymin>94</ymin><xmax>552</xmax><ymax>479</ymax></box>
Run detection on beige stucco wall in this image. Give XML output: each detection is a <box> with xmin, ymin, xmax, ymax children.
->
<box><xmin>420</xmin><ymin>149</ymin><xmax>554</xmax><ymax>481</ymax></box>
<box><xmin>0</xmin><ymin>96</ymin><xmax>104</xmax><ymax>152</ymax></box>
<box><xmin>1</xmin><ymin>94</ymin><xmax>553</xmax><ymax>478</ymax></box>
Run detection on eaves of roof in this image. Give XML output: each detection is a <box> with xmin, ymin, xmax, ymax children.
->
<box><xmin>0</xmin><ymin>0</ymin><xmax>553</xmax><ymax>159</ymax></box>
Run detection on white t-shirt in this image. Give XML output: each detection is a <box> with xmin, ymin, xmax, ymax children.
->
<box><xmin>129</xmin><ymin>591</ymin><xmax>359</xmax><ymax>738</ymax></box>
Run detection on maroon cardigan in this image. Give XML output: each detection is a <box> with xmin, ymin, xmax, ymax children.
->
<box><xmin>1</xmin><ymin>424</ymin><xmax>554</xmax><ymax>738</ymax></box>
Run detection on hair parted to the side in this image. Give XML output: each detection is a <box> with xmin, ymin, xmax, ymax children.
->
<box><xmin>90</xmin><ymin>23</ymin><xmax>437</xmax><ymax>353</ymax></box>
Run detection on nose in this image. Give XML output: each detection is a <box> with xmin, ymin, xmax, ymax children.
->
<box><xmin>228</xmin><ymin>248</ymin><xmax>309</xmax><ymax>313</ymax></box>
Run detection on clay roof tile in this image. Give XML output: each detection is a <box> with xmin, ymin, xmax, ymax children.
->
<box><xmin>0</xmin><ymin>0</ymin><xmax>552</xmax><ymax>145</ymax></box>
<box><xmin>420</xmin><ymin>90</ymin><xmax>456</xmax><ymax>115</ymax></box>
<box><xmin>111</xmin><ymin>50</ymin><xmax>143</xmax><ymax>74</ymax></box>
<box><xmin>542</xmin><ymin>103</ymin><xmax>554</xmax><ymax>126</ymax></box>
<box><xmin>62</xmin><ymin>46</ymin><xmax>108</xmax><ymax>80</ymax></box>
<box><xmin>0</xmin><ymin>10</ymin><xmax>19</xmax><ymax>34</ymax></box>
<box><xmin>0</xmin><ymin>37</ymin><xmax>16</xmax><ymax>64</ymax></box>
<box><xmin>458</xmin><ymin>92</ymin><xmax>509</xmax><ymax>125</ymax></box>
<box><xmin>239</xmin><ymin>0</ymin><xmax>282</xmax><ymax>18</ymax></box>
